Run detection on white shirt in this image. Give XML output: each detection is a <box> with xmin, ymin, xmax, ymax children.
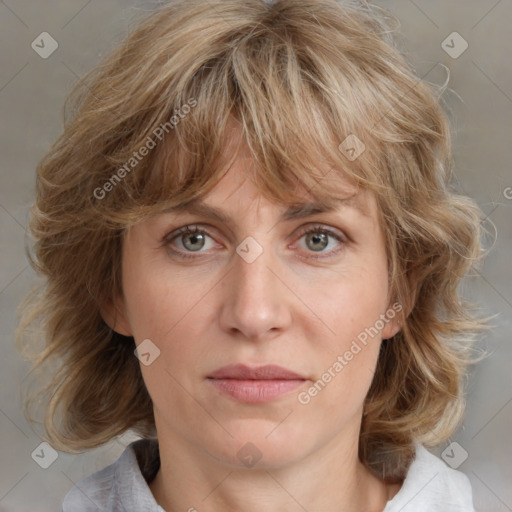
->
<box><xmin>62</xmin><ymin>438</ymin><xmax>475</xmax><ymax>511</ymax></box>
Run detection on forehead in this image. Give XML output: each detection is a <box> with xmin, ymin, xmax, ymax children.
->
<box><xmin>145</xmin><ymin>114</ymin><xmax>380</xmax><ymax>228</ymax></box>
<box><xmin>181</xmin><ymin>121</ymin><xmax>372</xmax><ymax>217</ymax></box>
<box><xmin>160</xmin><ymin>161</ymin><xmax>374</xmax><ymax>225</ymax></box>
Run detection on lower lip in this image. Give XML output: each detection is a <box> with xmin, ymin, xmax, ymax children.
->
<box><xmin>208</xmin><ymin>378</ymin><xmax>305</xmax><ymax>403</ymax></box>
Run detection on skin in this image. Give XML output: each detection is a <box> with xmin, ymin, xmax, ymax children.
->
<box><xmin>103</xmin><ymin>123</ymin><xmax>404</xmax><ymax>512</ymax></box>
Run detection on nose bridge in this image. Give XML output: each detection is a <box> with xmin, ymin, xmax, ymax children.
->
<box><xmin>235</xmin><ymin>237</ymin><xmax>272</xmax><ymax>295</ymax></box>
<box><xmin>219</xmin><ymin>235</ymin><xmax>290</xmax><ymax>339</ymax></box>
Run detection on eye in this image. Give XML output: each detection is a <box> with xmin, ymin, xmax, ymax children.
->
<box><xmin>163</xmin><ymin>224</ymin><xmax>347</xmax><ymax>260</ymax></box>
<box><xmin>164</xmin><ymin>225</ymin><xmax>217</xmax><ymax>258</ymax></box>
<box><xmin>294</xmin><ymin>224</ymin><xmax>347</xmax><ymax>259</ymax></box>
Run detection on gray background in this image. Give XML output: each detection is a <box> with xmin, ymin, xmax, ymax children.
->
<box><xmin>1</xmin><ymin>0</ymin><xmax>511</xmax><ymax>510</ymax></box>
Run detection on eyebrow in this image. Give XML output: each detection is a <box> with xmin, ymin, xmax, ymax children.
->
<box><xmin>161</xmin><ymin>195</ymin><xmax>367</xmax><ymax>225</ymax></box>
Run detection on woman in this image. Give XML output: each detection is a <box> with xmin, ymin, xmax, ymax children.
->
<box><xmin>17</xmin><ymin>0</ymin><xmax>486</xmax><ymax>510</ymax></box>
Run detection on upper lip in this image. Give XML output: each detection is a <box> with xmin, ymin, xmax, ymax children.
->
<box><xmin>207</xmin><ymin>364</ymin><xmax>306</xmax><ymax>380</ymax></box>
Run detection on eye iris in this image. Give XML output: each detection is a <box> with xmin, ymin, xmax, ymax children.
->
<box><xmin>306</xmin><ymin>231</ymin><xmax>328</xmax><ymax>252</ymax></box>
<box><xmin>183</xmin><ymin>232</ymin><xmax>205</xmax><ymax>251</ymax></box>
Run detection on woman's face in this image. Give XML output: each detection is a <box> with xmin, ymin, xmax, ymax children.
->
<box><xmin>107</xmin><ymin>128</ymin><xmax>401</xmax><ymax>469</ymax></box>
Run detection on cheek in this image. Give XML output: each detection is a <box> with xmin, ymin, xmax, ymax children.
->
<box><xmin>305</xmin><ymin>263</ymin><xmax>390</xmax><ymax>346</ymax></box>
<box><xmin>121</xmin><ymin>247</ymin><xmax>189</xmax><ymax>339</ymax></box>
<box><xmin>299</xmin><ymin>266</ymin><xmax>388</xmax><ymax>407</ymax></box>
<box><xmin>121</xmin><ymin>263</ymin><xmax>207</xmax><ymax>410</ymax></box>
<box><xmin>121</xmin><ymin>253</ymin><xmax>217</xmax><ymax>375</ymax></box>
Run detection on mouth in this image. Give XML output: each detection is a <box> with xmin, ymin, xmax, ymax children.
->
<box><xmin>206</xmin><ymin>364</ymin><xmax>307</xmax><ymax>403</ymax></box>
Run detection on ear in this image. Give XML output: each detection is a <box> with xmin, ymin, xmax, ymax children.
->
<box><xmin>100</xmin><ymin>295</ymin><xmax>133</xmax><ymax>336</ymax></box>
<box><xmin>381</xmin><ymin>312</ymin><xmax>402</xmax><ymax>340</ymax></box>
<box><xmin>382</xmin><ymin>271</ymin><xmax>419</xmax><ymax>340</ymax></box>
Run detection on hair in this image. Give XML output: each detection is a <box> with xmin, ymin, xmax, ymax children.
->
<box><xmin>16</xmin><ymin>0</ymin><xmax>489</xmax><ymax>482</ymax></box>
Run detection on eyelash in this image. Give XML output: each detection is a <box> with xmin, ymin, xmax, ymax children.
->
<box><xmin>163</xmin><ymin>224</ymin><xmax>347</xmax><ymax>261</ymax></box>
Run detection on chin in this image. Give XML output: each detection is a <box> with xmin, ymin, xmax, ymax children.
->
<box><xmin>202</xmin><ymin>421</ymin><xmax>315</xmax><ymax>470</ymax></box>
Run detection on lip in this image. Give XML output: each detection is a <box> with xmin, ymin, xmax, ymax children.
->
<box><xmin>207</xmin><ymin>364</ymin><xmax>307</xmax><ymax>403</ymax></box>
<box><xmin>208</xmin><ymin>364</ymin><xmax>305</xmax><ymax>380</ymax></box>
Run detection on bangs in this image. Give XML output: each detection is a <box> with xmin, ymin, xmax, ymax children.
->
<box><xmin>83</xmin><ymin>1</ymin><xmax>398</xmax><ymax>227</ymax></box>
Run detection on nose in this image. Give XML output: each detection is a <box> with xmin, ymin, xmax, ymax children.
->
<box><xmin>218</xmin><ymin>240</ymin><xmax>292</xmax><ymax>341</ymax></box>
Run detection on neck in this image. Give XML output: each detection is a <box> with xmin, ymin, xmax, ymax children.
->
<box><xmin>150</xmin><ymin>427</ymin><xmax>398</xmax><ymax>512</ymax></box>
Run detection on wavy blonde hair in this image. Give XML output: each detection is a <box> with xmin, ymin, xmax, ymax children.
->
<box><xmin>17</xmin><ymin>0</ymin><xmax>488</xmax><ymax>482</ymax></box>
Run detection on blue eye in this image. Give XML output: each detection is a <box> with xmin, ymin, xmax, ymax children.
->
<box><xmin>163</xmin><ymin>224</ymin><xmax>347</xmax><ymax>260</ymax></box>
